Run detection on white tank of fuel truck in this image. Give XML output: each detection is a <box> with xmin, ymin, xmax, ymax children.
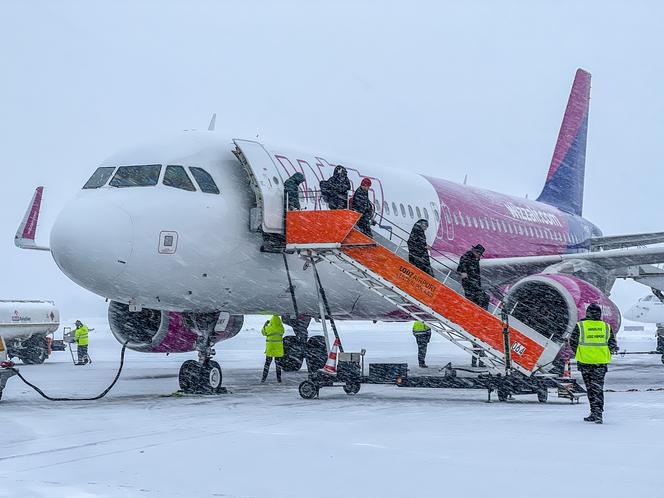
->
<box><xmin>0</xmin><ymin>300</ymin><xmax>60</xmax><ymax>364</ymax></box>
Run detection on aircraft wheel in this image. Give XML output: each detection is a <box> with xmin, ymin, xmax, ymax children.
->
<box><xmin>299</xmin><ymin>380</ymin><xmax>319</xmax><ymax>399</ymax></box>
<box><xmin>178</xmin><ymin>360</ymin><xmax>201</xmax><ymax>393</ymax></box>
<box><xmin>306</xmin><ymin>336</ymin><xmax>328</xmax><ymax>372</ymax></box>
<box><xmin>537</xmin><ymin>388</ymin><xmax>548</xmax><ymax>403</ymax></box>
<box><xmin>200</xmin><ymin>360</ymin><xmax>223</xmax><ymax>394</ymax></box>
<box><xmin>343</xmin><ymin>382</ymin><xmax>361</xmax><ymax>395</ymax></box>
<box><xmin>279</xmin><ymin>336</ymin><xmax>304</xmax><ymax>372</ymax></box>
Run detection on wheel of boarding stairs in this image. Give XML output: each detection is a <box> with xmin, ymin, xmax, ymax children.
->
<box><xmin>537</xmin><ymin>388</ymin><xmax>549</xmax><ymax>403</ymax></box>
<box><xmin>197</xmin><ymin>360</ymin><xmax>223</xmax><ymax>394</ymax></box>
<box><xmin>178</xmin><ymin>360</ymin><xmax>202</xmax><ymax>393</ymax></box>
<box><xmin>299</xmin><ymin>380</ymin><xmax>319</xmax><ymax>399</ymax></box>
<box><xmin>497</xmin><ymin>387</ymin><xmax>509</xmax><ymax>402</ymax></box>
<box><xmin>279</xmin><ymin>336</ymin><xmax>305</xmax><ymax>372</ymax></box>
<box><xmin>305</xmin><ymin>336</ymin><xmax>328</xmax><ymax>372</ymax></box>
<box><xmin>343</xmin><ymin>382</ymin><xmax>361</xmax><ymax>395</ymax></box>
<box><xmin>20</xmin><ymin>336</ymin><xmax>48</xmax><ymax>365</ymax></box>
<box><xmin>661</xmin><ymin>355</ymin><xmax>664</xmax><ymax>366</ymax></box>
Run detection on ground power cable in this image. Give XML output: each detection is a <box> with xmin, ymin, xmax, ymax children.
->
<box><xmin>7</xmin><ymin>342</ymin><xmax>128</xmax><ymax>401</ymax></box>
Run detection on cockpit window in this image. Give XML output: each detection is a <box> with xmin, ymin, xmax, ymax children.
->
<box><xmin>83</xmin><ymin>167</ymin><xmax>115</xmax><ymax>189</ymax></box>
<box><xmin>189</xmin><ymin>167</ymin><xmax>220</xmax><ymax>194</ymax></box>
<box><xmin>163</xmin><ymin>165</ymin><xmax>196</xmax><ymax>192</ymax></box>
<box><xmin>109</xmin><ymin>165</ymin><xmax>161</xmax><ymax>187</ymax></box>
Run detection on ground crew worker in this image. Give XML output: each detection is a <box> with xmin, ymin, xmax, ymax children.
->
<box><xmin>569</xmin><ymin>303</ymin><xmax>618</xmax><ymax>424</ymax></box>
<box><xmin>74</xmin><ymin>320</ymin><xmax>90</xmax><ymax>365</ymax></box>
<box><xmin>284</xmin><ymin>172</ymin><xmax>305</xmax><ymax>212</ymax></box>
<box><xmin>407</xmin><ymin>219</ymin><xmax>433</xmax><ymax>276</ymax></box>
<box><xmin>351</xmin><ymin>178</ymin><xmax>374</xmax><ymax>237</ymax></box>
<box><xmin>261</xmin><ymin>315</ymin><xmax>285</xmax><ymax>383</ymax></box>
<box><xmin>412</xmin><ymin>321</ymin><xmax>431</xmax><ymax>368</ymax></box>
<box><xmin>457</xmin><ymin>244</ymin><xmax>489</xmax><ymax>309</ymax></box>
<box><xmin>321</xmin><ymin>165</ymin><xmax>351</xmax><ymax>209</ymax></box>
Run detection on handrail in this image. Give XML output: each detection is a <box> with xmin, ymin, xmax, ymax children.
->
<box><xmin>286</xmin><ymin>187</ymin><xmax>568</xmax><ymax>347</ymax></box>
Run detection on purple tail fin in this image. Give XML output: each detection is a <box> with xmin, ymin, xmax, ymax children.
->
<box><xmin>536</xmin><ymin>69</ymin><xmax>591</xmax><ymax>217</ymax></box>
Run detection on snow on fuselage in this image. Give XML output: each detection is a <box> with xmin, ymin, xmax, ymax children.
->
<box><xmin>49</xmin><ymin>132</ymin><xmax>601</xmax><ymax>317</ymax></box>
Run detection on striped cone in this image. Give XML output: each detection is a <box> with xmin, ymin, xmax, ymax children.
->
<box><xmin>320</xmin><ymin>337</ymin><xmax>340</xmax><ymax>375</ymax></box>
<box><xmin>563</xmin><ymin>359</ymin><xmax>571</xmax><ymax>378</ymax></box>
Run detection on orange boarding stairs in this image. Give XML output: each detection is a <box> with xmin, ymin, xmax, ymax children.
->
<box><xmin>286</xmin><ymin>209</ymin><xmax>563</xmax><ymax>377</ymax></box>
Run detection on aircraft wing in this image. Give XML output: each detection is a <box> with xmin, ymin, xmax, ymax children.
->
<box><xmin>15</xmin><ymin>186</ymin><xmax>50</xmax><ymax>251</ymax></box>
<box><xmin>588</xmin><ymin>232</ymin><xmax>664</xmax><ymax>251</ymax></box>
<box><xmin>482</xmin><ymin>246</ymin><xmax>664</xmax><ymax>273</ymax></box>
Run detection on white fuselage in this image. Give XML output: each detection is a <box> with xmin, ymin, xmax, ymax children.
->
<box><xmin>624</xmin><ymin>295</ymin><xmax>664</xmax><ymax>324</ymax></box>
<box><xmin>49</xmin><ymin>133</ymin><xmax>440</xmax><ymax>319</ymax></box>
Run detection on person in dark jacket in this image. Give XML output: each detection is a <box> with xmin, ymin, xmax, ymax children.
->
<box><xmin>457</xmin><ymin>244</ymin><xmax>488</xmax><ymax>310</ymax></box>
<box><xmin>322</xmin><ymin>165</ymin><xmax>351</xmax><ymax>209</ymax></box>
<box><xmin>569</xmin><ymin>303</ymin><xmax>618</xmax><ymax>424</ymax></box>
<box><xmin>284</xmin><ymin>172</ymin><xmax>305</xmax><ymax>211</ymax></box>
<box><xmin>352</xmin><ymin>178</ymin><xmax>374</xmax><ymax>237</ymax></box>
<box><xmin>408</xmin><ymin>219</ymin><xmax>433</xmax><ymax>276</ymax></box>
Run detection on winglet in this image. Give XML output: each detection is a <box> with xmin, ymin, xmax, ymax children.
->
<box><xmin>536</xmin><ymin>69</ymin><xmax>591</xmax><ymax>217</ymax></box>
<box><xmin>15</xmin><ymin>186</ymin><xmax>50</xmax><ymax>251</ymax></box>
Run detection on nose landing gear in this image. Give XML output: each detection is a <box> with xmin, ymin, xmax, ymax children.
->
<box><xmin>178</xmin><ymin>358</ymin><xmax>223</xmax><ymax>394</ymax></box>
<box><xmin>178</xmin><ymin>320</ymin><xmax>226</xmax><ymax>395</ymax></box>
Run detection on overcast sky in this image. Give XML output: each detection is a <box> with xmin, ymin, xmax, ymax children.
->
<box><xmin>0</xmin><ymin>0</ymin><xmax>662</xmax><ymax>321</ymax></box>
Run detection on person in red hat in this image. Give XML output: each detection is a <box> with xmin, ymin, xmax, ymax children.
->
<box><xmin>352</xmin><ymin>178</ymin><xmax>374</xmax><ymax>236</ymax></box>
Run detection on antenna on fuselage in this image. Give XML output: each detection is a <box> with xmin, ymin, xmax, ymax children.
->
<box><xmin>463</xmin><ymin>174</ymin><xmax>468</xmax><ymax>185</ymax></box>
<box><xmin>208</xmin><ymin>113</ymin><xmax>217</xmax><ymax>131</ymax></box>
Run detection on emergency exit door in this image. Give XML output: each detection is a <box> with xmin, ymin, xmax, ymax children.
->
<box><xmin>233</xmin><ymin>139</ymin><xmax>285</xmax><ymax>234</ymax></box>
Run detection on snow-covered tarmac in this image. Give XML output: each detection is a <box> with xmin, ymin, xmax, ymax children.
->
<box><xmin>1</xmin><ymin>317</ymin><xmax>663</xmax><ymax>498</ymax></box>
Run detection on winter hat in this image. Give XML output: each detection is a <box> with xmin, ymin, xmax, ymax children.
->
<box><xmin>585</xmin><ymin>303</ymin><xmax>602</xmax><ymax>320</ymax></box>
<box><xmin>361</xmin><ymin>178</ymin><xmax>372</xmax><ymax>188</ymax></box>
<box><xmin>472</xmin><ymin>244</ymin><xmax>485</xmax><ymax>255</ymax></box>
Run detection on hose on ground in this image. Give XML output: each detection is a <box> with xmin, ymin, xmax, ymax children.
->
<box><xmin>7</xmin><ymin>342</ymin><xmax>128</xmax><ymax>401</ymax></box>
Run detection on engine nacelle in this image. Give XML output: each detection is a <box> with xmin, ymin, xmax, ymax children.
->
<box><xmin>108</xmin><ymin>301</ymin><xmax>244</xmax><ymax>352</ymax></box>
<box><xmin>504</xmin><ymin>274</ymin><xmax>620</xmax><ymax>343</ymax></box>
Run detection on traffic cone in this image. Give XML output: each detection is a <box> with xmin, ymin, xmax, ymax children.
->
<box><xmin>563</xmin><ymin>359</ymin><xmax>571</xmax><ymax>378</ymax></box>
<box><xmin>320</xmin><ymin>337</ymin><xmax>340</xmax><ymax>375</ymax></box>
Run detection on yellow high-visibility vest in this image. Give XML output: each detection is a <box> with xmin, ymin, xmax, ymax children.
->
<box><xmin>575</xmin><ymin>320</ymin><xmax>611</xmax><ymax>365</ymax></box>
<box><xmin>75</xmin><ymin>325</ymin><xmax>89</xmax><ymax>346</ymax></box>
<box><xmin>412</xmin><ymin>321</ymin><xmax>430</xmax><ymax>335</ymax></box>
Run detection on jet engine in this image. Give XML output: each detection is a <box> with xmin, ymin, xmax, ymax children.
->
<box><xmin>108</xmin><ymin>301</ymin><xmax>244</xmax><ymax>352</ymax></box>
<box><xmin>503</xmin><ymin>274</ymin><xmax>620</xmax><ymax>343</ymax></box>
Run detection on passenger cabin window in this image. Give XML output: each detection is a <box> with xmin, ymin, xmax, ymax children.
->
<box><xmin>392</xmin><ymin>202</ymin><xmax>398</xmax><ymax>216</ymax></box>
<box><xmin>83</xmin><ymin>167</ymin><xmax>115</xmax><ymax>189</ymax></box>
<box><xmin>163</xmin><ymin>165</ymin><xmax>196</xmax><ymax>192</ymax></box>
<box><xmin>385</xmin><ymin>202</ymin><xmax>390</xmax><ymax>215</ymax></box>
<box><xmin>416</xmin><ymin>206</ymin><xmax>422</xmax><ymax>219</ymax></box>
<box><xmin>109</xmin><ymin>165</ymin><xmax>161</xmax><ymax>187</ymax></box>
<box><xmin>408</xmin><ymin>205</ymin><xmax>414</xmax><ymax>218</ymax></box>
<box><xmin>400</xmin><ymin>204</ymin><xmax>406</xmax><ymax>217</ymax></box>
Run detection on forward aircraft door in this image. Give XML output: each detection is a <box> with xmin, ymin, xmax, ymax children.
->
<box><xmin>233</xmin><ymin>139</ymin><xmax>285</xmax><ymax>234</ymax></box>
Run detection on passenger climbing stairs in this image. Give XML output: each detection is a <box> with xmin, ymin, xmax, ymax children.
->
<box><xmin>285</xmin><ymin>209</ymin><xmax>564</xmax><ymax>377</ymax></box>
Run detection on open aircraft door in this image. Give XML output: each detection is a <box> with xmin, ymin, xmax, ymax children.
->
<box><xmin>233</xmin><ymin>139</ymin><xmax>285</xmax><ymax>234</ymax></box>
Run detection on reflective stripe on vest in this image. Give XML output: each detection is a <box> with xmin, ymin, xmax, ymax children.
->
<box><xmin>412</xmin><ymin>321</ymin><xmax>430</xmax><ymax>334</ymax></box>
<box><xmin>575</xmin><ymin>320</ymin><xmax>611</xmax><ymax>364</ymax></box>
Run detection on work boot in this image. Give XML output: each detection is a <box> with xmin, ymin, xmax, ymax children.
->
<box><xmin>594</xmin><ymin>415</ymin><xmax>603</xmax><ymax>424</ymax></box>
<box><xmin>419</xmin><ymin>364</ymin><xmax>428</xmax><ymax>368</ymax></box>
<box><xmin>583</xmin><ymin>415</ymin><xmax>596</xmax><ymax>422</ymax></box>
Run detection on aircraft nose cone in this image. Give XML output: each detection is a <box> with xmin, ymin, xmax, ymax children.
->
<box><xmin>50</xmin><ymin>198</ymin><xmax>133</xmax><ymax>292</ymax></box>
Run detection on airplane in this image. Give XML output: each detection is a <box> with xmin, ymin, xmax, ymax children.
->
<box><xmin>624</xmin><ymin>291</ymin><xmax>664</xmax><ymax>324</ymax></box>
<box><xmin>15</xmin><ymin>68</ymin><xmax>664</xmax><ymax>394</ymax></box>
